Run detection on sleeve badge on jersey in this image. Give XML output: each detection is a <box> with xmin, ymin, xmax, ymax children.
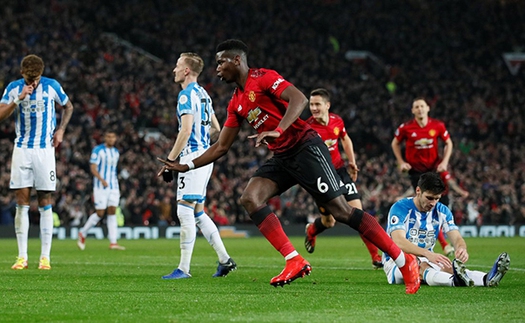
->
<box><xmin>390</xmin><ymin>215</ymin><xmax>399</xmax><ymax>225</ymax></box>
<box><xmin>179</xmin><ymin>94</ymin><xmax>188</xmax><ymax>105</ymax></box>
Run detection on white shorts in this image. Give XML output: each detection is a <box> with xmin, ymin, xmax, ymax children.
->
<box><xmin>383</xmin><ymin>256</ymin><xmax>439</xmax><ymax>284</ymax></box>
<box><xmin>176</xmin><ymin>150</ymin><xmax>213</xmax><ymax>203</ymax></box>
<box><xmin>10</xmin><ymin>146</ymin><xmax>56</xmax><ymax>191</ymax></box>
<box><xmin>93</xmin><ymin>187</ymin><xmax>120</xmax><ymax>210</ymax></box>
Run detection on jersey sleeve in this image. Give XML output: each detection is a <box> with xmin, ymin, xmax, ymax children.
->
<box><xmin>1</xmin><ymin>82</ymin><xmax>17</xmax><ymax>104</ymax></box>
<box><xmin>258</xmin><ymin>69</ymin><xmax>292</xmax><ymax>98</ymax></box>
<box><xmin>439</xmin><ymin>121</ymin><xmax>451</xmax><ymax>141</ymax></box>
<box><xmin>50</xmin><ymin>79</ymin><xmax>69</xmax><ymax>106</ymax></box>
<box><xmin>90</xmin><ymin>147</ymin><xmax>100</xmax><ymax>165</ymax></box>
<box><xmin>336</xmin><ymin>115</ymin><xmax>347</xmax><ymax>139</ymax></box>
<box><xmin>438</xmin><ymin>203</ymin><xmax>458</xmax><ymax>233</ymax></box>
<box><xmin>394</xmin><ymin>123</ymin><xmax>406</xmax><ymax>141</ymax></box>
<box><xmin>177</xmin><ymin>90</ymin><xmax>193</xmax><ymax>116</ymax></box>
<box><xmin>224</xmin><ymin>93</ymin><xmax>243</xmax><ymax>128</ymax></box>
<box><xmin>387</xmin><ymin>201</ymin><xmax>409</xmax><ymax>235</ymax></box>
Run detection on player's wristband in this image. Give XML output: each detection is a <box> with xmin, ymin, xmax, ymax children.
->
<box><xmin>275</xmin><ymin>127</ymin><xmax>284</xmax><ymax>135</ymax></box>
<box><xmin>186</xmin><ymin>160</ymin><xmax>195</xmax><ymax>170</ymax></box>
<box><xmin>14</xmin><ymin>97</ymin><xmax>22</xmax><ymax>105</ymax></box>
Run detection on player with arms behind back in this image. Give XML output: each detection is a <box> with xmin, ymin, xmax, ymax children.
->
<box><xmin>158</xmin><ymin>52</ymin><xmax>236</xmax><ymax>279</ymax></box>
<box><xmin>159</xmin><ymin>39</ymin><xmax>420</xmax><ymax>293</ymax></box>
<box><xmin>77</xmin><ymin>130</ymin><xmax>125</xmax><ymax>251</ymax></box>
<box><xmin>304</xmin><ymin>88</ymin><xmax>382</xmax><ymax>268</ymax></box>
<box><xmin>0</xmin><ymin>54</ymin><xmax>74</xmax><ymax>270</ymax></box>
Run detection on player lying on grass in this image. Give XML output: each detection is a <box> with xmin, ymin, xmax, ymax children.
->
<box><xmin>383</xmin><ymin>172</ymin><xmax>510</xmax><ymax>287</ymax></box>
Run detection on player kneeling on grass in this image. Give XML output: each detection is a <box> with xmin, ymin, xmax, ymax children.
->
<box><xmin>383</xmin><ymin>172</ymin><xmax>510</xmax><ymax>287</ymax></box>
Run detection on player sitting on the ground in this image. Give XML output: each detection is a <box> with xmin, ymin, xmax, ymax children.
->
<box><xmin>383</xmin><ymin>172</ymin><xmax>510</xmax><ymax>287</ymax></box>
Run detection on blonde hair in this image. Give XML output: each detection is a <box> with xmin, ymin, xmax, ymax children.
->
<box><xmin>21</xmin><ymin>54</ymin><xmax>44</xmax><ymax>80</ymax></box>
<box><xmin>180</xmin><ymin>52</ymin><xmax>204</xmax><ymax>74</ymax></box>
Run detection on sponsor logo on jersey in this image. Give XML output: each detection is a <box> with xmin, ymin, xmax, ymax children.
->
<box><xmin>271</xmin><ymin>78</ymin><xmax>284</xmax><ymax>90</ymax></box>
<box><xmin>237</xmin><ymin>105</ymin><xmax>243</xmax><ymax>112</ymax></box>
<box><xmin>414</xmin><ymin>138</ymin><xmax>434</xmax><ymax>149</ymax></box>
<box><xmin>248</xmin><ymin>91</ymin><xmax>256</xmax><ymax>102</ymax></box>
<box><xmin>324</xmin><ymin>139</ymin><xmax>337</xmax><ymax>150</ymax></box>
<box><xmin>247</xmin><ymin>108</ymin><xmax>261</xmax><ymax>123</ymax></box>
<box><xmin>411</xmin><ymin>132</ymin><xmax>417</xmax><ymax>137</ymax></box>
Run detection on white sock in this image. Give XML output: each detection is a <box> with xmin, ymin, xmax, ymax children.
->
<box><xmin>466</xmin><ymin>269</ymin><xmax>487</xmax><ymax>287</ymax></box>
<box><xmin>80</xmin><ymin>212</ymin><xmax>102</xmax><ymax>235</ymax></box>
<box><xmin>285</xmin><ymin>251</ymin><xmax>299</xmax><ymax>260</ymax></box>
<box><xmin>178</xmin><ymin>204</ymin><xmax>196</xmax><ymax>274</ymax></box>
<box><xmin>106</xmin><ymin>214</ymin><xmax>118</xmax><ymax>244</ymax></box>
<box><xmin>14</xmin><ymin>205</ymin><xmax>30</xmax><ymax>260</ymax></box>
<box><xmin>393</xmin><ymin>252</ymin><xmax>406</xmax><ymax>268</ymax></box>
<box><xmin>195</xmin><ymin>211</ymin><xmax>230</xmax><ymax>263</ymax></box>
<box><xmin>423</xmin><ymin>268</ymin><xmax>454</xmax><ymax>286</ymax></box>
<box><xmin>39</xmin><ymin>205</ymin><xmax>53</xmax><ymax>260</ymax></box>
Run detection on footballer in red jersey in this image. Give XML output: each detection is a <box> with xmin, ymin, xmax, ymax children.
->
<box><xmin>392</xmin><ymin>97</ymin><xmax>453</xmax><ymax>190</ymax></box>
<box><xmin>159</xmin><ymin>40</ymin><xmax>420</xmax><ymax>293</ymax></box>
<box><xmin>305</xmin><ymin>88</ymin><xmax>383</xmax><ymax>269</ymax></box>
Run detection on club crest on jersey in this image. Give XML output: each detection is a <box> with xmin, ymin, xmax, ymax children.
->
<box><xmin>428</xmin><ymin>129</ymin><xmax>436</xmax><ymax>137</ymax></box>
<box><xmin>333</xmin><ymin>127</ymin><xmax>340</xmax><ymax>136</ymax></box>
<box><xmin>248</xmin><ymin>91</ymin><xmax>256</xmax><ymax>102</ymax></box>
<box><xmin>247</xmin><ymin>107</ymin><xmax>262</xmax><ymax>123</ymax></box>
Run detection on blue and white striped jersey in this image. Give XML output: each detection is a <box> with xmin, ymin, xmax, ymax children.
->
<box><xmin>177</xmin><ymin>82</ymin><xmax>214</xmax><ymax>157</ymax></box>
<box><xmin>90</xmin><ymin>144</ymin><xmax>120</xmax><ymax>190</ymax></box>
<box><xmin>384</xmin><ymin>197</ymin><xmax>458</xmax><ymax>260</ymax></box>
<box><xmin>1</xmin><ymin>76</ymin><xmax>69</xmax><ymax>148</ymax></box>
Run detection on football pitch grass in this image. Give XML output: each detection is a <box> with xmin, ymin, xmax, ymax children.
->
<box><xmin>1</xmin><ymin>236</ymin><xmax>523</xmax><ymax>323</ymax></box>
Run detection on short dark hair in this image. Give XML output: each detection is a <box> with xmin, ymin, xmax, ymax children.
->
<box><xmin>412</xmin><ymin>96</ymin><xmax>428</xmax><ymax>105</ymax></box>
<box><xmin>417</xmin><ymin>172</ymin><xmax>446</xmax><ymax>195</ymax></box>
<box><xmin>310</xmin><ymin>88</ymin><xmax>331</xmax><ymax>102</ymax></box>
<box><xmin>216</xmin><ymin>39</ymin><xmax>248</xmax><ymax>55</ymax></box>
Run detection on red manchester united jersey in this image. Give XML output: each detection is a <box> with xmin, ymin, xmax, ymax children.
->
<box><xmin>306</xmin><ymin>113</ymin><xmax>347</xmax><ymax>169</ymax></box>
<box><xmin>394</xmin><ymin>117</ymin><xmax>450</xmax><ymax>172</ymax></box>
<box><xmin>224</xmin><ymin>68</ymin><xmax>315</xmax><ymax>154</ymax></box>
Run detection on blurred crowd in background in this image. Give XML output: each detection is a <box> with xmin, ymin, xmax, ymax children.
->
<box><xmin>1</xmin><ymin>0</ymin><xmax>525</xmax><ymax>228</ymax></box>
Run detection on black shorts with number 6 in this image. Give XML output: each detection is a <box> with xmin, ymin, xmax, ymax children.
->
<box><xmin>253</xmin><ymin>136</ymin><xmax>345</xmax><ymax>203</ymax></box>
<box><xmin>335</xmin><ymin>167</ymin><xmax>361</xmax><ymax>202</ymax></box>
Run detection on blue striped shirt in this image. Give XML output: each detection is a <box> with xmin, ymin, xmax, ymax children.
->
<box><xmin>177</xmin><ymin>82</ymin><xmax>214</xmax><ymax>157</ymax></box>
<box><xmin>90</xmin><ymin>144</ymin><xmax>120</xmax><ymax>190</ymax></box>
<box><xmin>384</xmin><ymin>197</ymin><xmax>458</xmax><ymax>260</ymax></box>
<box><xmin>1</xmin><ymin>76</ymin><xmax>69</xmax><ymax>148</ymax></box>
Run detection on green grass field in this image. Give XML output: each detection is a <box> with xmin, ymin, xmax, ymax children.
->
<box><xmin>1</xmin><ymin>236</ymin><xmax>524</xmax><ymax>323</ymax></box>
